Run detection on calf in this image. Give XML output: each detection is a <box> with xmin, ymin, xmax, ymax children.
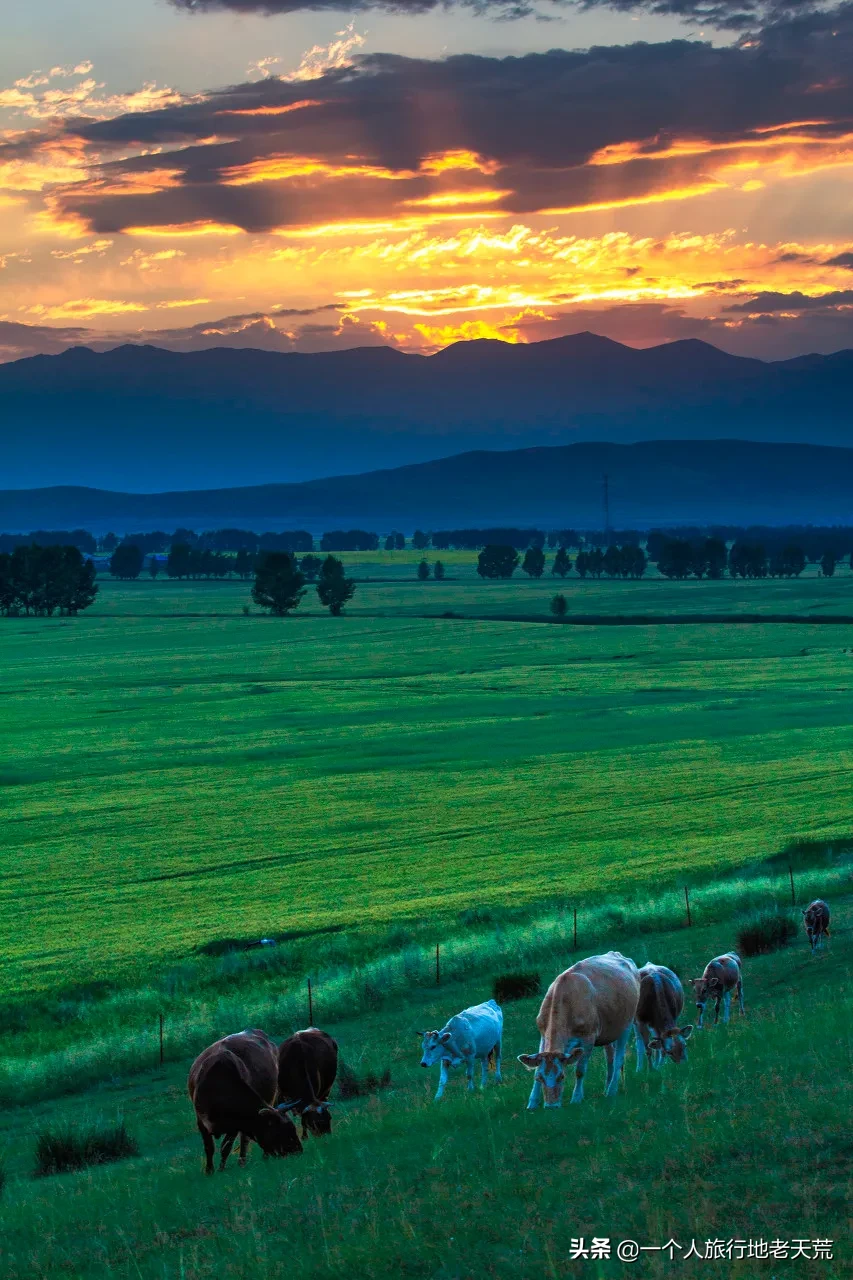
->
<box><xmin>802</xmin><ymin>899</ymin><xmax>830</xmax><ymax>952</ymax></box>
<box><xmin>634</xmin><ymin>963</ymin><xmax>692</xmax><ymax>1069</ymax></box>
<box><xmin>419</xmin><ymin>999</ymin><xmax>503</xmax><ymax>1100</ymax></box>
<box><xmin>690</xmin><ymin>953</ymin><xmax>744</xmax><ymax>1028</ymax></box>
<box><xmin>277</xmin><ymin>1027</ymin><xmax>338</xmax><ymax>1138</ymax></box>
<box><xmin>188</xmin><ymin>1028</ymin><xmax>303</xmax><ymax>1174</ymax></box>
<box><xmin>517</xmin><ymin>951</ymin><xmax>640</xmax><ymax>1108</ymax></box>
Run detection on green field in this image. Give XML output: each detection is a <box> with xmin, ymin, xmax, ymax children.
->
<box><xmin>1</xmin><ymin>568</ymin><xmax>851</xmax><ymax>1275</ymax></box>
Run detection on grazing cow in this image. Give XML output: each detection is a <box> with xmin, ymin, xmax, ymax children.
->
<box><xmin>188</xmin><ymin>1028</ymin><xmax>303</xmax><ymax>1174</ymax></box>
<box><xmin>517</xmin><ymin>951</ymin><xmax>640</xmax><ymax>1108</ymax></box>
<box><xmin>419</xmin><ymin>999</ymin><xmax>503</xmax><ymax>1100</ymax></box>
<box><xmin>277</xmin><ymin>1027</ymin><xmax>339</xmax><ymax>1138</ymax></box>
<box><xmin>802</xmin><ymin>899</ymin><xmax>831</xmax><ymax>952</ymax></box>
<box><xmin>634</xmin><ymin>964</ymin><xmax>692</xmax><ymax>1070</ymax></box>
<box><xmin>690</xmin><ymin>953</ymin><xmax>744</xmax><ymax>1028</ymax></box>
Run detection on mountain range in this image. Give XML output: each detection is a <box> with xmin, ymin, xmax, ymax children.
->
<box><xmin>4</xmin><ymin>439</ymin><xmax>853</xmax><ymax>532</ymax></box>
<box><xmin>3</xmin><ymin>332</ymin><xmax>853</xmax><ymax>494</ymax></box>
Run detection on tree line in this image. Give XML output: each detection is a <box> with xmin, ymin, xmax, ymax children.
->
<box><xmin>0</xmin><ymin>545</ymin><xmax>98</xmax><ymax>616</ymax></box>
<box><xmin>654</xmin><ymin>537</ymin><xmax>835</xmax><ymax>579</ymax></box>
<box><xmin>475</xmin><ymin>544</ymin><xmax>647</xmax><ymax>579</ymax></box>
<box><xmin>251</xmin><ymin>553</ymin><xmax>356</xmax><ymax>615</ymax></box>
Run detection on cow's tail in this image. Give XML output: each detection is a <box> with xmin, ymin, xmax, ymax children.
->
<box><xmin>487</xmin><ymin>1046</ymin><xmax>497</xmax><ymax>1071</ymax></box>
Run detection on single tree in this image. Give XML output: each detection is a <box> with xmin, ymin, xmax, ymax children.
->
<box><xmin>550</xmin><ymin>593</ymin><xmax>568</xmax><ymax>618</ymax></box>
<box><xmin>166</xmin><ymin>542</ymin><xmax>193</xmax><ymax>579</ymax></box>
<box><xmin>109</xmin><ymin>543</ymin><xmax>144</xmax><ymax>580</ymax></box>
<box><xmin>603</xmin><ymin>545</ymin><xmax>623</xmax><ymax>578</ymax></box>
<box><xmin>417</xmin><ymin>559</ymin><xmax>431</xmax><ymax>581</ymax></box>
<box><xmin>477</xmin><ymin>545</ymin><xmax>519</xmax><ymax>579</ymax></box>
<box><xmin>252</xmin><ymin>551</ymin><xmax>307</xmax><ymax>615</ymax></box>
<box><xmin>100</xmin><ymin>532</ymin><xmax>119</xmax><ymax>553</ymax></box>
<box><xmin>384</xmin><ymin>534</ymin><xmax>396</xmax><ymax>551</ymax></box>
<box><xmin>412</xmin><ymin>529</ymin><xmax>430</xmax><ymax>551</ymax></box>
<box><xmin>316</xmin><ymin>554</ymin><xmax>356</xmax><ymax>615</ymax></box>
<box><xmin>395</xmin><ymin>532</ymin><xmax>405</xmax><ymax>550</ymax></box>
<box><xmin>235</xmin><ymin>548</ymin><xmax>255</xmax><ymax>579</ymax></box>
<box><xmin>552</xmin><ymin>547</ymin><xmax>571</xmax><ymax>577</ymax></box>
<box><xmin>704</xmin><ymin>537</ymin><xmax>728</xmax><ymax>580</ymax></box>
<box><xmin>729</xmin><ymin>541</ymin><xmax>768</xmax><ymax>579</ymax></box>
<box><xmin>522</xmin><ymin>546</ymin><xmax>546</xmax><ymax>578</ymax></box>
<box><xmin>575</xmin><ymin>550</ymin><xmax>590</xmax><ymax>579</ymax></box>
<box><xmin>821</xmin><ymin>549</ymin><xmax>837</xmax><ymax>578</ymax></box>
<box><xmin>657</xmin><ymin>538</ymin><xmax>694</xmax><ymax>580</ymax></box>
<box><xmin>148</xmin><ymin>555</ymin><xmax>160</xmax><ymax>579</ymax></box>
<box><xmin>623</xmin><ymin>545</ymin><xmax>647</xmax><ymax>579</ymax></box>
<box><xmin>433</xmin><ymin>560</ymin><xmax>445</xmax><ymax>580</ymax></box>
<box><xmin>587</xmin><ymin>548</ymin><xmax>605</xmax><ymax>579</ymax></box>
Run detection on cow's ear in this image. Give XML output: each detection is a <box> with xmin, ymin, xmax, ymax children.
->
<box><xmin>679</xmin><ymin>1025</ymin><xmax>694</xmax><ymax>1041</ymax></box>
<box><xmin>439</xmin><ymin>1032</ymin><xmax>452</xmax><ymax>1044</ymax></box>
<box><xmin>562</xmin><ymin>1046</ymin><xmax>584</xmax><ymax>1065</ymax></box>
<box><xmin>517</xmin><ymin>1054</ymin><xmax>541</xmax><ymax>1070</ymax></box>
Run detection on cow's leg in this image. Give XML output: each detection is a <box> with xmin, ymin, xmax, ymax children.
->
<box><xmin>696</xmin><ymin>1002</ymin><xmax>705</xmax><ymax>1030</ymax></box>
<box><xmin>635</xmin><ymin>1022</ymin><xmax>649</xmax><ymax>1072</ymax></box>
<box><xmin>198</xmin><ymin>1121</ymin><xmax>215</xmax><ymax>1176</ymax></box>
<box><xmin>570</xmin><ymin>1047</ymin><xmax>593</xmax><ymax>1104</ymax></box>
<box><xmin>737</xmin><ymin>978</ymin><xmax>745</xmax><ymax>1015</ymax></box>
<box><xmin>526</xmin><ymin>1076</ymin><xmax>543</xmax><ymax>1110</ymax></box>
<box><xmin>714</xmin><ymin>995</ymin><xmax>722</xmax><ymax>1025</ymax></box>
<box><xmin>606</xmin><ymin>1026</ymin><xmax>632</xmax><ymax>1097</ymax></box>
<box><xmin>219</xmin><ymin>1132</ymin><xmax>238</xmax><ymax>1171</ymax></box>
<box><xmin>604</xmin><ymin>1043</ymin><xmax>616</xmax><ymax>1092</ymax></box>
<box><xmin>434</xmin><ymin>1061</ymin><xmax>450</xmax><ymax>1101</ymax></box>
<box><xmin>238</xmin><ymin>1133</ymin><xmax>250</xmax><ymax>1167</ymax></box>
<box><xmin>480</xmin><ymin>1057</ymin><xmax>488</xmax><ymax>1089</ymax></box>
<box><xmin>465</xmin><ymin>1058</ymin><xmax>476</xmax><ymax>1091</ymax></box>
<box><xmin>493</xmin><ymin>1040</ymin><xmax>503</xmax><ymax>1084</ymax></box>
<box><xmin>722</xmin><ymin>991</ymin><xmax>732</xmax><ymax>1024</ymax></box>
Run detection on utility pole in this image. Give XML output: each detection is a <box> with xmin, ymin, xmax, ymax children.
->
<box><xmin>603</xmin><ymin>473</ymin><xmax>611</xmax><ymax>541</ymax></box>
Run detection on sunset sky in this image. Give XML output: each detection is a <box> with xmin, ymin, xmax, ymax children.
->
<box><xmin>3</xmin><ymin>0</ymin><xmax>853</xmax><ymax>363</ymax></box>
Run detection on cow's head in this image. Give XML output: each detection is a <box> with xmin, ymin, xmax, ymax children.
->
<box><xmin>690</xmin><ymin>977</ymin><xmax>717</xmax><ymax>1011</ymax></box>
<box><xmin>253</xmin><ymin>1106</ymin><xmax>303</xmax><ymax>1157</ymax></box>
<box><xmin>302</xmin><ymin>1102</ymin><xmax>332</xmax><ymax>1137</ymax></box>
<box><xmin>648</xmin><ymin>1025</ymin><xmax>693</xmax><ymax>1064</ymax></box>
<box><xmin>419</xmin><ymin>1030</ymin><xmax>454</xmax><ymax>1068</ymax></box>
<box><xmin>517</xmin><ymin>1049</ymin><xmax>583</xmax><ymax>1107</ymax></box>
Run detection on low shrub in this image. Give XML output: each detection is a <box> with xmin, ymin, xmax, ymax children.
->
<box><xmin>459</xmin><ymin>906</ymin><xmax>493</xmax><ymax>927</ymax></box>
<box><xmin>493</xmin><ymin>970</ymin><xmax>541</xmax><ymax>1003</ymax></box>
<box><xmin>736</xmin><ymin>911</ymin><xmax>799</xmax><ymax>958</ymax></box>
<box><xmin>337</xmin><ymin>1061</ymin><xmax>392</xmax><ymax>1100</ymax></box>
<box><xmin>34</xmin><ymin>1121</ymin><xmax>139</xmax><ymax>1177</ymax></box>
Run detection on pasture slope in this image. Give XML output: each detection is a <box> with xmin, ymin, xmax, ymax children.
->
<box><xmin>0</xmin><ymin>902</ymin><xmax>850</xmax><ymax>1278</ymax></box>
<box><xmin>0</xmin><ymin>570</ymin><xmax>851</xmax><ymax>1276</ymax></box>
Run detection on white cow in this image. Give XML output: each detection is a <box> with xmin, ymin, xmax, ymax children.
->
<box><xmin>419</xmin><ymin>999</ymin><xmax>503</xmax><ymax>1100</ymax></box>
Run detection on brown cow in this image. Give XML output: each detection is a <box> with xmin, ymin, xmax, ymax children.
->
<box><xmin>802</xmin><ymin>899</ymin><xmax>830</xmax><ymax>952</ymax></box>
<box><xmin>188</xmin><ymin>1028</ymin><xmax>303</xmax><ymax>1174</ymax></box>
<box><xmin>634</xmin><ymin>963</ymin><xmax>692</xmax><ymax>1069</ymax></box>
<box><xmin>690</xmin><ymin>953</ymin><xmax>744</xmax><ymax>1028</ymax></box>
<box><xmin>278</xmin><ymin>1027</ymin><xmax>339</xmax><ymax>1138</ymax></box>
<box><xmin>517</xmin><ymin>951</ymin><xmax>640</xmax><ymax>1107</ymax></box>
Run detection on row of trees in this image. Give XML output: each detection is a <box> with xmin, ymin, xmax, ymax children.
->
<box><xmin>476</xmin><ymin>543</ymin><xmax>647</xmax><ymax>580</ymax></box>
<box><xmin>655</xmin><ymin>537</ymin><xmax>833</xmax><ymax>580</ymax></box>
<box><xmin>251</xmin><ymin>553</ymin><xmax>356</xmax><ymax>615</ymax></box>
<box><xmin>0</xmin><ymin>545</ymin><xmax>98</xmax><ymax>616</ymax></box>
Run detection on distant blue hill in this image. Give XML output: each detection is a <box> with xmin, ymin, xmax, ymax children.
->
<box><xmin>3</xmin><ymin>438</ymin><xmax>853</xmax><ymax>532</ymax></box>
<box><xmin>2</xmin><ymin>332</ymin><xmax>853</xmax><ymax>495</ymax></box>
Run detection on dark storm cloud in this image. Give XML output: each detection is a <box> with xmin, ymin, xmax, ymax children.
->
<box><xmin>7</xmin><ymin>6</ymin><xmax>853</xmax><ymax>234</ymax></box>
<box><xmin>726</xmin><ymin>290</ymin><xmax>853</xmax><ymax>312</ymax></box>
<box><xmin>825</xmin><ymin>252</ymin><xmax>853</xmax><ymax>269</ymax></box>
<box><xmin>170</xmin><ymin>0</ymin><xmax>825</xmax><ymax>29</ymax></box>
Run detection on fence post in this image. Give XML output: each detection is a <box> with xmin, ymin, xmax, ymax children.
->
<box><xmin>788</xmin><ymin>863</ymin><xmax>796</xmax><ymax>906</ymax></box>
<box><xmin>573</xmin><ymin>906</ymin><xmax>578</xmax><ymax>951</ymax></box>
<box><xmin>684</xmin><ymin>886</ymin><xmax>692</xmax><ymax>928</ymax></box>
<box><xmin>307</xmin><ymin>977</ymin><xmax>314</xmax><ymax>1025</ymax></box>
<box><xmin>435</xmin><ymin>943</ymin><xmax>440</xmax><ymax>986</ymax></box>
<box><xmin>159</xmin><ymin>1012</ymin><xmax>164</xmax><ymax>1067</ymax></box>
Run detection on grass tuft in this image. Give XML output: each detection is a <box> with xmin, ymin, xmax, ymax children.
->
<box><xmin>736</xmin><ymin>910</ymin><xmax>799</xmax><ymax>957</ymax></box>
<box><xmin>336</xmin><ymin>1060</ymin><xmax>392</xmax><ymax>1099</ymax></box>
<box><xmin>493</xmin><ymin>970</ymin><xmax>541</xmax><ymax>1002</ymax></box>
<box><xmin>34</xmin><ymin>1121</ymin><xmax>139</xmax><ymax>1178</ymax></box>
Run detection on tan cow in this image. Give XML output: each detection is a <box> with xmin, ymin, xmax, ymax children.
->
<box><xmin>635</xmin><ymin>963</ymin><xmax>692</xmax><ymax>1069</ymax></box>
<box><xmin>690</xmin><ymin>953</ymin><xmax>744</xmax><ymax>1028</ymax></box>
<box><xmin>517</xmin><ymin>951</ymin><xmax>640</xmax><ymax>1108</ymax></box>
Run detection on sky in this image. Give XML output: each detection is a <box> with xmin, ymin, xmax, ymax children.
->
<box><xmin>2</xmin><ymin>0</ymin><xmax>853</xmax><ymax>363</ymax></box>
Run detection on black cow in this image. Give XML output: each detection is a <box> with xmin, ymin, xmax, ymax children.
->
<box><xmin>278</xmin><ymin>1027</ymin><xmax>339</xmax><ymax>1137</ymax></box>
<box><xmin>188</xmin><ymin>1028</ymin><xmax>303</xmax><ymax>1174</ymax></box>
<box><xmin>802</xmin><ymin>899</ymin><xmax>831</xmax><ymax>952</ymax></box>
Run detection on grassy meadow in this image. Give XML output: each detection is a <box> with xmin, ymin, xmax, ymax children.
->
<box><xmin>1</xmin><ymin>563</ymin><xmax>852</xmax><ymax>1274</ymax></box>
